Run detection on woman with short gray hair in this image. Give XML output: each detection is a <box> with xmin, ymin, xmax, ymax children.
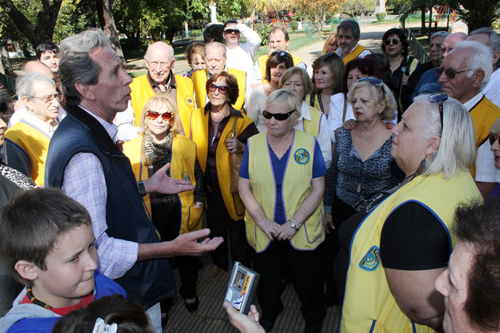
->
<box><xmin>337</xmin><ymin>93</ymin><xmax>481</xmax><ymax>332</ymax></box>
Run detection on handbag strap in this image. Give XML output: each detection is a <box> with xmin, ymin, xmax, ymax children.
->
<box><xmin>231</xmin><ymin>115</ymin><xmax>237</xmax><ymax>138</ymax></box>
<box><xmin>342</xmin><ymin>94</ymin><xmax>348</xmax><ymax>123</ymax></box>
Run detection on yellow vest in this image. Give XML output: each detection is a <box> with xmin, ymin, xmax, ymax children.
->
<box><xmin>5</xmin><ymin>120</ymin><xmax>50</xmax><ymax>185</ymax></box>
<box><xmin>245</xmin><ymin>130</ymin><xmax>325</xmax><ymax>252</ymax></box>
<box><xmin>190</xmin><ymin>108</ymin><xmax>254</xmax><ymax>221</ymax></box>
<box><xmin>192</xmin><ymin>68</ymin><xmax>246</xmax><ymax>111</ymax></box>
<box><xmin>129</xmin><ymin>74</ymin><xmax>195</xmax><ymax>135</ymax></box>
<box><xmin>341</xmin><ymin>172</ymin><xmax>481</xmax><ymax>333</ymax></box>
<box><xmin>342</xmin><ymin>44</ymin><xmax>368</xmax><ymax>65</ymax></box>
<box><xmin>123</xmin><ymin>134</ymin><xmax>203</xmax><ymax>235</ymax></box>
<box><xmin>258</xmin><ymin>53</ymin><xmax>303</xmax><ymax>84</ymax></box>
<box><xmin>302</xmin><ymin>105</ymin><xmax>323</xmax><ymax>138</ymax></box>
<box><xmin>469</xmin><ymin>96</ymin><xmax>500</xmax><ymax>177</ymax></box>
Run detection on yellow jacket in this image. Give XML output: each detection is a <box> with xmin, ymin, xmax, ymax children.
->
<box><xmin>341</xmin><ymin>172</ymin><xmax>481</xmax><ymax>333</ymax></box>
<box><xmin>245</xmin><ymin>130</ymin><xmax>325</xmax><ymax>252</ymax></box>
<box><xmin>342</xmin><ymin>44</ymin><xmax>368</xmax><ymax>65</ymax></box>
<box><xmin>123</xmin><ymin>134</ymin><xmax>203</xmax><ymax>235</ymax></box>
<box><xmin>129</xmin><ymin>74</ymin><xmax>195</xmax><ymax>135</ymax></box>
<box><xmin>5</xmin><ymin>120</ymin><xmax>50</xmax><ymax>185</ymax></box>
<box><xmin>469</xmin><ymin>96</ymin><xmax>500</xmax><ymax>177</ymax></box>
<box><xmin>190</xmin><ymin>107</ymin><xmax>254</xmax><ymax>221</ymax></box>
<box><xmin>192</xmin><ymin>68</ymin><xmax>246</xmax><ymax>111</ymax></box>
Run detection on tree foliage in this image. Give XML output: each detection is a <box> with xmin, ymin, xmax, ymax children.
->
<box><xmin>339</xmin><ymin>0</ymin><xmax>375</xmax><ymax>17</ymax></box>
<box><xmin>449</xmin><ymin>0</ymin><xmax>500</xmax><ymax>31</ymax></box>
<box><xmin>295</xmin><ymin>0</ymin><xmax>345</xmax><ymax>31</ymax></box>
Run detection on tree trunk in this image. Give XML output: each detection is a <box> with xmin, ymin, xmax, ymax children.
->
<box><xmin>0</xmin><ymin>0</ymin><xmax>63</xmax><ymax>48</ymax></box>
<box><xmin>96</xmin><ymin>0</ymin><xmax>126</xmax><ymax>63</ymax></box>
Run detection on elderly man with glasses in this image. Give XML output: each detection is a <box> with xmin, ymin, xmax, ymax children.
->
<box><xmin>437</xmin><ymin>40</ymin><xmax>500</xmax><ymax>198</ymax></box>
<box><xmin>4</xmin><ymin>72</ymin><xmax>61</xmax><ymax>185</ymax></box>
<box><xmin>125</xmin><ymin>42</ymin><xmax>196</xmax><ymax>138</ymax></box>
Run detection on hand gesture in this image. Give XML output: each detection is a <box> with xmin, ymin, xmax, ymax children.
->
<box><xmin>147</xmin><ymin>163</ymin><xmax>195</xmax><ymax>194</ymax></box>
<box><xmin>171</xmin><ymin>229</ymin><xmax>223</xmax><ymax>256</ymax></box>
<box><xmin>224</xmin><ymin>301</ymin><xmax>265</xmax><ymax>333</ymax></box>
<box><xmin>257</xmin><ymin>218</ymin><xmax>281</xmax><ymax>241</ymax></box>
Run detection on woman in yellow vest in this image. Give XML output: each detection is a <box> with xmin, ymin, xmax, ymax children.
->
<box><xmin>123</xmin><ymin>95</ymin><xmax>205</xmax><ymax>317</ymax></box>
<box><xmin>307</xmin><ymin>53</ymin><xmax>344</xmax><ymax>118</ymax></box>
<box><xmin>247</xmin><ymin>51</ymin><xmax>294</xmax><ymax>133</ymax></box>
<box><xmin>337</xmin><ymin>93</ymin><xmax>481</xmax><ymax>332</ymax></box>
<box><xmin>189</xmin><ymin>71</ymin><xmax>259</xmax><ymax>281</ymax></box>
<box><xmin>278</xmin><ymin>67</ymin><xmax>332</xmax><ymax>168</ymax></box>
<box><xmin>239</xmin><ymin>89</ymin><xmax>326</xmax><ymax>332</ymax></box>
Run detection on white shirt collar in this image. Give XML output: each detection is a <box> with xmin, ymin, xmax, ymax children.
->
<box><xmin>23</xmin><ymin>111</ymin><xmax>58</xmax><ymax>137</ymax></box>
<box><xmin>463</xmin><ymin>91</ymin><xmax>485</xmax><ymax>111</ymax></box>
<box><xmin>78</xmin><ymin>105</ymin><xmax>118</xmax><ymax>142</ymax></box>
<box><xmin>336</xmin><ymin>42</ymin><xmax>360</xmax><ymax>58</ymax></box>
<box><xmin>298</xmin><ymin>100</ymin><xmax>312</xmax><ymax>121</ymax></box>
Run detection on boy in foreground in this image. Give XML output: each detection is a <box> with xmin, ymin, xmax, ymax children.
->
<box><xmin>0</xmin><ymin>188</ymin><xmax>126</xmax><ymax>333</ymax></box>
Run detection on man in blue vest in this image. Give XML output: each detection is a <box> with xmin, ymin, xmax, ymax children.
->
<box><xmin>45</xmin><ymin>29</ymin><xmax>223</xmax><ymax>333</ymax></box>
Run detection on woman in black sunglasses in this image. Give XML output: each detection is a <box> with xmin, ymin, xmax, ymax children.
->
<box><xmin>123</xmin><ymin>95</ymin><xmax>205</xmax><ymax>318</ymax></box>
<box><xmin>239</xmin><ymin>89</ymin><xmax>327</xmax><ymax>332</ymax></box>
<box><xmin>381</xmin><ymin>28</ymin><xmax>419</xmax><ymax>117</ymax></box>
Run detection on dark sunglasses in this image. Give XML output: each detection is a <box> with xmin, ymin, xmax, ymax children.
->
<box><xmin>489</xmin><ymin>133</ymin><xmax>500</xmax><ymax>146</ymax></box>
<box><xmin>434</xmin><ymin>67</ymin><xmax>473</xmax><ymax>80</ymax></box>
<box><xmin>383</xmin><ymin>38</ymin><xmax>400</xmax><ymax>45</ymax></box>
<box><xmin>358</xmin><ymin>77</ymin><xmax>386</xmax><ymax>99</ymax></box>
<box><xmin>146</xmin><ymin>110</ymin><xmax>173</xmax><ymax>121</ymax></box>
<box><xmin>271</xmin><ymin>51</ymin><xmax>292</xmax><ymax>59</ymax></box>
<box><xmin>429</xmin><ymin>92</ymin><xmax>448</xmax><ymax>132</ymax></box>
<box><xmin>262</xmin><ymin>109</ymin><xmax>296</xmax><ymax>121</ymax></box>
<box><xmin>208</xmin><ymin>83</ymin><xmax>230</xmax><ymax>95</ymax></box>
<box><xmin>224</xmin><ymin>29</ymin><xmax>240</xmax><ymax>34</ymax></box>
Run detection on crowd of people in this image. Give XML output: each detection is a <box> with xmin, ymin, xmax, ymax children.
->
<box><xmin>0</xmin><ymin>17</ymin><xmax>499</xmax><ymax>333</ymax></box>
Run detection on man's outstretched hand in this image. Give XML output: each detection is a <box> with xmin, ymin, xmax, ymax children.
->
<box><xmin>143</xmin><ymin>163</ymin><xmax>195</xmax><ymax>194</ymax></box>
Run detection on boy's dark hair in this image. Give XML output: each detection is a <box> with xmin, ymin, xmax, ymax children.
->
<box><xmin>204</xmin><ymin>24</ymin><xmax>224</xmax><ymax>44</ymax></box>
<box><xmin>36</xmin><ymin>43</ymin><xmax>60</xmax><ymax>60</ymax></box>
<box><xmin>52</xmin><ymin>295</ymin><xmax>153</xmax><ymax>333</ymax></box>
<box><xmin>0</xmin><ymin>188</ymin><xmax>91</xmax><ymax>286</ymax></box>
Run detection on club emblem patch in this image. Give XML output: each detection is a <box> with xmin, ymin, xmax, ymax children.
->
<box><xmin>294</xmin><ymin>148</ymin><xmax>310</xmax><ymax>164</ymax></box>
<box><xmin>359</xmin><ymin>246</ymin><xmax>380</xmax><ymax>271</ymax></box>
<box><xmin>186</xmin><ymin>96</ymin><xmax>194</xmax><ymax>105</ymax></box>
<box><xmin>182</xmin><ymin>172</ymin><xmax>191</xmax><ymax>181</ymax></box>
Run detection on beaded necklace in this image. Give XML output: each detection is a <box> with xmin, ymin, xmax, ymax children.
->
<box><xmin>26</xmin><ymin>287</ymin><xmax>53</xmax><ymax>309</ymax></box>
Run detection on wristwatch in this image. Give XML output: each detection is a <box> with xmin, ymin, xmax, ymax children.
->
<box><xmin>289</xmin><ymin>220</ymin><xmax>300</xmax><ymax>231</ymax></box>
<box><xmin>138</xmin><ymin>181</ymin><xmax>147</xmax><ymax>196</ymax></box>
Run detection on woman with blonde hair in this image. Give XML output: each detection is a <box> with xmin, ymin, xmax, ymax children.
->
<box><xmin>123</xmin><ymin>95</ymin><xmax>205</xmax><ymax>317</ymax></box>
<box><xmin>322</xmin><ymin>34</ymin><xmax>338</xmax><ymax>54</ymax></box>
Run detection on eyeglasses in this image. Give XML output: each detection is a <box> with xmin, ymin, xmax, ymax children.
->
<box><xmin>434</xmin><ymin>67</ymin><xmax>473</xmax><ymax>80</ymax></box>
<box><xmin>489</xmin><ymin>133</ymin><xmax>500</xmax><ymax>146</ymax></box>
<box><xmin>146</xmin><ymin>110</ymin><xmax>173</xmax><ymax>121</ymax></box>
<box><xmin>31</xmin><ymin>93</ymin><xmax>63</xmax><ymax>103</ymax></box>
<box><xmin>383</xmin><ymin>38</ymin><xmax>400</xmax><ymax>45</ymax></box>
<box><xmin>357</xmin><ymin>77</ymin><xmax>386</xmax><ymax>99</ymax></box>
<box><xmin>429</xmin><ymin>92</ymin><xmax>448</xmax><ymax>133</ymax></box>
<box><xmin>208</xmin><ymin>83</ymin><xmax>229</xmax><ymax>95</ymax></box>
<box><xmin>224</xmin><ymin>29</ymin><xmax>240</xmax><ymax>34</ymax></box>
<box><xmin>262</xmin><ymin>109</ymin><xmax>296</xmax><ymax>121</ymax></box>
<box><xmin>148</xmin><ymin>61</ymin><xmax>170</xmax><ymax>70</ymax></box>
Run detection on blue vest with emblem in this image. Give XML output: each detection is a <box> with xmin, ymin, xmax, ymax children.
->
<box><xmin>45</xmin><ymin>105</ymin><xmax>175</xmax><ymax>309</ymax></box>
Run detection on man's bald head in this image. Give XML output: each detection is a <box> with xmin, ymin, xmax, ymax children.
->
<box><xmin>22</xmin><ymin>61</ymin><xmax>54</xmax><ymax>79</ymax></box>
<box><xmin>442</xmin><ymin>32</ymin><xmax>468</xmax><ymax>58</ymax></box>
<box><xmin>144</xmin><ymin>42</ymin><xmax>175</xmax><ymax>84</ymax></box>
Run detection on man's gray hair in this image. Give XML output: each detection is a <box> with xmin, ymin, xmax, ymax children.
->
<box><xmin>16</xmin><ymin>72</ymin><xmax>55</xmax><ymax>99</ymax></box>
<box><xmin>450</xmin><ymin>40</ymin><xmax>493</xmax><ymax>89</ymax></box>
<box><xmin>144</xmin><ymin>43</ymin><xmax>175</xmax><ymax>62</ymax></box>
<box><xmin>470</xmin><ymin>27</ymin><xmax>500</xmax><ymax>66</ymax></box>
<box><xmin>414</xmin><ymin>95</ymin><xmax>476</xmax><ymax>179</ymax></box>
<box><xmin>204</xmin><ymin>42</ymin><xmax>227</xmax><ymax>59</ymax></box>
<box><xmin>431</xmin><ymin>31</ymin><xmax>450</xmax><ymax>40</ymax></box>
<box><xmin>449</xmin><ymin>21</ymin><xmax>468</xmax><ymax>34</ymax></box>
<box><xmin>59</xmin><ymin>29</ymin><xmax>111</xmax><ymax>105</ymax></box>
<box><xmin>337</xmin><ymin>19</ymin><xmax>361</xmax><ymax>40</ymax></box>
